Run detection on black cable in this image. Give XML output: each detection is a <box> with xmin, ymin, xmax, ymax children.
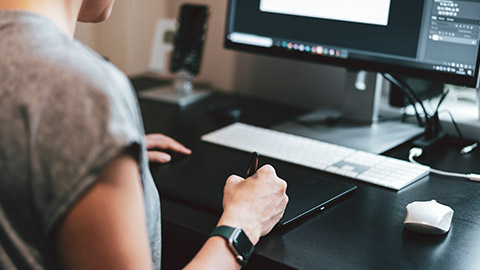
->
<box><xmin>438</xmin><ymin>110</ymin><xmax>464</xmax><ymax>140</ymax></box>
<box><xmin>390</xmin><ymin>75</ymin><xmax>430</xmax><ymax>119</ymax></box>
<box><xmin>435</xmin><ymin>89</ymin><xmax>450</xmax><ymax>112</ymax></box>
<box><xmin>382</xmin><ymin>73</ymin><xmax>425</xmax><ymax>127</ymax></box>
<box><xmin>384</xmin><ymin>74</ymin><xmax>453</xmax><ymax>147</ymax></box>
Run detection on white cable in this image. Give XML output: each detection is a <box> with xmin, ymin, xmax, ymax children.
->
<box><xmin>409</xmin><ymin>147</ymin><xmax>480</xmax><ymax>182</ymax></box>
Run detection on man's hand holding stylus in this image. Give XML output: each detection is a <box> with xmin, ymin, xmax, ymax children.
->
<box><xmin>217</xmin><ymin>165</ymin><xmax>289</xmax><ymax>245</ymax></box>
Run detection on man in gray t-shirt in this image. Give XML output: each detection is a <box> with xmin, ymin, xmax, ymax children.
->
<box><xmin>0</xmin><ymin>1</ymin><xmax>289</xmax><ymax>269</ymax></box>
<box><xmin>0</xmin><ymin>10</ymin><xmax>165</xmax><ymax>269</ymax></box>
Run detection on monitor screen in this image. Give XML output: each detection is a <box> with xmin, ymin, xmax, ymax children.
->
<box><xmin>225</xmin><ymin>0</ymin><xmax>480</xmax><ymax>88</ymax></box>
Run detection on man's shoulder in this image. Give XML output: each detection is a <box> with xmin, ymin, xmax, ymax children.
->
<box><xmin>29</xmin><ymin>37</ymin><xmax>117</xmax><ymax>94</ymax></box>
<box><xmin>0</xmin><ymin>11</ymin><xmax>124</xmax><ymax>95</ymax></box>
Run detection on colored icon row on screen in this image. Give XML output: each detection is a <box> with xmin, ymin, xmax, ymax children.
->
<box><xmin>279</xmin><ymin>41</ymin><xmax>347</xmax><ymax>59</ymax></box>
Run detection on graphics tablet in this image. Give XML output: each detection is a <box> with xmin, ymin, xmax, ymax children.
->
<box><xmin>153</xmin><ymin>146</ymin><xmax>357</xmax><ymax>226</ymax></box>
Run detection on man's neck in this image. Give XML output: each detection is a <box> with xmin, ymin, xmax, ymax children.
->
<box><xmin>0</xmin><ymin>0</ymin><xmax>81</xmax><ymax>36</ymax></box>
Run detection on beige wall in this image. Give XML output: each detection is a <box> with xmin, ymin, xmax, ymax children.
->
<box><xmin>75</xmin><ymin>0</ymin><xmax>239</xmax><ymax>91</ymax></box>
<box><xmin>75</xmin><ymin>0</ymin><xmax>167</xmax><ymax>75</ymax></box>
<box><xmin>75</xmin><ymin>0</ymin><xmax>346</xmax><ymax>109</ymax></box>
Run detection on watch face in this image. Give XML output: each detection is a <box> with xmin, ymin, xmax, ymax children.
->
<box><xmin>233</xmin><ymin>230</ymin><xmax>254</xmax><ymax>259</ymax></box>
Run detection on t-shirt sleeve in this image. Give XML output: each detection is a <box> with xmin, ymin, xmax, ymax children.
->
<box><xmin>27</xmin><ymin>76</ymin><xmax>142</xmax><ymax>237</ymax></box>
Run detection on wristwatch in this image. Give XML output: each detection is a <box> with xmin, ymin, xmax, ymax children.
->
<box><xmin>210</xmin><ymin>226</ymin><xmax>254</xmax><ymax>266</ymax></box>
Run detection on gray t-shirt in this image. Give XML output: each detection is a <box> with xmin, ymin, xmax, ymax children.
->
<box><xmin>0</xmin><ymin>11</ymin><xmax>161</xmax><ymax>269</ymax></box>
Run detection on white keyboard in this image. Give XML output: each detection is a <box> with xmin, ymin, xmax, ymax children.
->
<box><xmin>201</xmin><ymin>123</ymin><xmax>430</xmax><ymax>190</ymax></box>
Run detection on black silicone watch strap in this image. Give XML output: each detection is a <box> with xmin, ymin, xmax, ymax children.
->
<box><xmin>210</xmin><ymin>226</ymin><xmax>253</xmax><ymax>266</ymax></box>
<box><xmin>210</xmin><ymin>225</ymin><xmax>236</xmax><ymax>239</ymax></box>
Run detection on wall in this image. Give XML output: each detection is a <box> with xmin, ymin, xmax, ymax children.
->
<box><xmin>75</xmin><ymin>0</ymin><xmax>346</xmax><ymax>110</ymax></box>
<box><xmin>75</xmin><ymin>0</ymin><xmax>167</xmax><ymax>75</ymax></box>
<box><xmin>165</xmin><ymin>0</ymin><xmax>346</xmax><ymax>109</ymax></box>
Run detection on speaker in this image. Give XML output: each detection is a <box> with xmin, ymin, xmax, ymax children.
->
<box><xmin>140</xmin><ymin>4</ymin><xmax>212</xmax><ymax>107</ymax></box>
<box><xmin>170</xmin><ymin>4</ymin><xmax>210</xmax><ymax>76</ymax></box>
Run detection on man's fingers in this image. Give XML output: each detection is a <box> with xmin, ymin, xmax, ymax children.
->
<box><xmin>278</xmin><ymin>179</ymin><xmax>288</xmax><ymax>194</ymax></box>
<box><xmin>145</xmin><ymin>134</ymin><xmax>168</xmax><ymax>149</ymax></box>
<box><xmin>147</xmin><ymin>151</ymin><xmax>171</xmax><ymax>163</ymax></box>
<box><xmin>169</xmin><ymin>141</ymin><xmax>192</xmax><ymax>155</ymax></box>
<box><xmin>226</xmin><ymin>175</ymin><xmax>245</xmax><ymax>185</ymax></box>
<box><xmin>257</xmin><ymin>164</ymin><xmax>276</xmax><ymax>177</ymax></box>
<box><xmin>145</xmin><ymin>134</ymin><xmax>192</xmax><ymax>154</ymax></box>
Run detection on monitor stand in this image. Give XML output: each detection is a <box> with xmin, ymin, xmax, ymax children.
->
<box><xmin>478</xmin><ymin>87</ymin><xmax>480</xmax><ymax>120</ymax></box>
<box><xmin>140</xmin><ymin>70</ymin><xmax>211</xmax><ymax>107</ymax></box>
<box><xmin>272</xmin><ymin>70</ymin><xmax>424</xmax><ymax>154</ymax></box>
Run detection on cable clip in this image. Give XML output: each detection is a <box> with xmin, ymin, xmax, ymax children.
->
<box><xmin>467</xmin><ymin>174</ymin><xmax>480</xmax><ymax>182</ymax></box>
<box><xmin>461</xmin><ymin>142</ymin><xmax>478</xmax><ymax>155</ymax></box>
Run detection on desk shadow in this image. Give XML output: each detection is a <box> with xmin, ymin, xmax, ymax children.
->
<box><xmin>402</xmin><ymin>228</ymin><xmax>449</xmax><ymax>245</ymax></box>
<box><xmin>401</xmin><ymin>227</ymin><xmax>452</xmax><ymax>263</ymax></box>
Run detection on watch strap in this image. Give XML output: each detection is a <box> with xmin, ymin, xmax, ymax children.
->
<box><xmin>210</xmin><ymin>225</ymin><xmax>237</xmax><ymax>239</ymax></box>
<box><xmin>210</xmin><ymin>226</ymin><xmax>253</xmax><ymax>266</ymax></box>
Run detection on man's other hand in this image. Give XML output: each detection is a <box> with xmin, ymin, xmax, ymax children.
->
<box><xmin>145</xmin><ymin>134</ymin><xmax>191</xmax><ymax>163</ymax></box>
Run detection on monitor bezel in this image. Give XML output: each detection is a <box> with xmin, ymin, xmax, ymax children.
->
<box><xmin>224</xmin><ymin>1</ymin><xmax>480</xmax><ymax>88</ymax></box>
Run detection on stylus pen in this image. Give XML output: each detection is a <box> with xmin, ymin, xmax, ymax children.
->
<box><xmin>246</xmin><ymin>152</ymin><xmax>260</xmax><ymax>178</ymax></box>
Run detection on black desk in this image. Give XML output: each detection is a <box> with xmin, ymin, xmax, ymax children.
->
<box><xmin>135</xmin><ymin>78</ymin><xmax>480</xmax><ymax>270</ymax></box>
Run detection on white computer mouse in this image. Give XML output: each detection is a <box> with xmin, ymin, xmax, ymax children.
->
<box><xmin>404</xmin><ymin>200</ymin><xmax>454</xmax><ymax>235</ymax></box>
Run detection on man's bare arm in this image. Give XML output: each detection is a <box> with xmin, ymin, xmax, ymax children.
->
<box><xmin>55</xmin><ymin>151</ymin><xmax>153</xmax><ymax>270</ymax></box>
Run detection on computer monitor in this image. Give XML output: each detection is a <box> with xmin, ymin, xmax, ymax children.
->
<box><xmin>224</xmin><ymin>0</ymin><xmax>480</xmax><ymax>153</ymax></box>
<box><xmin>226</xmin><ymin>0</ymin><xmax>480</xmax><ymax>87</ymax></box>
